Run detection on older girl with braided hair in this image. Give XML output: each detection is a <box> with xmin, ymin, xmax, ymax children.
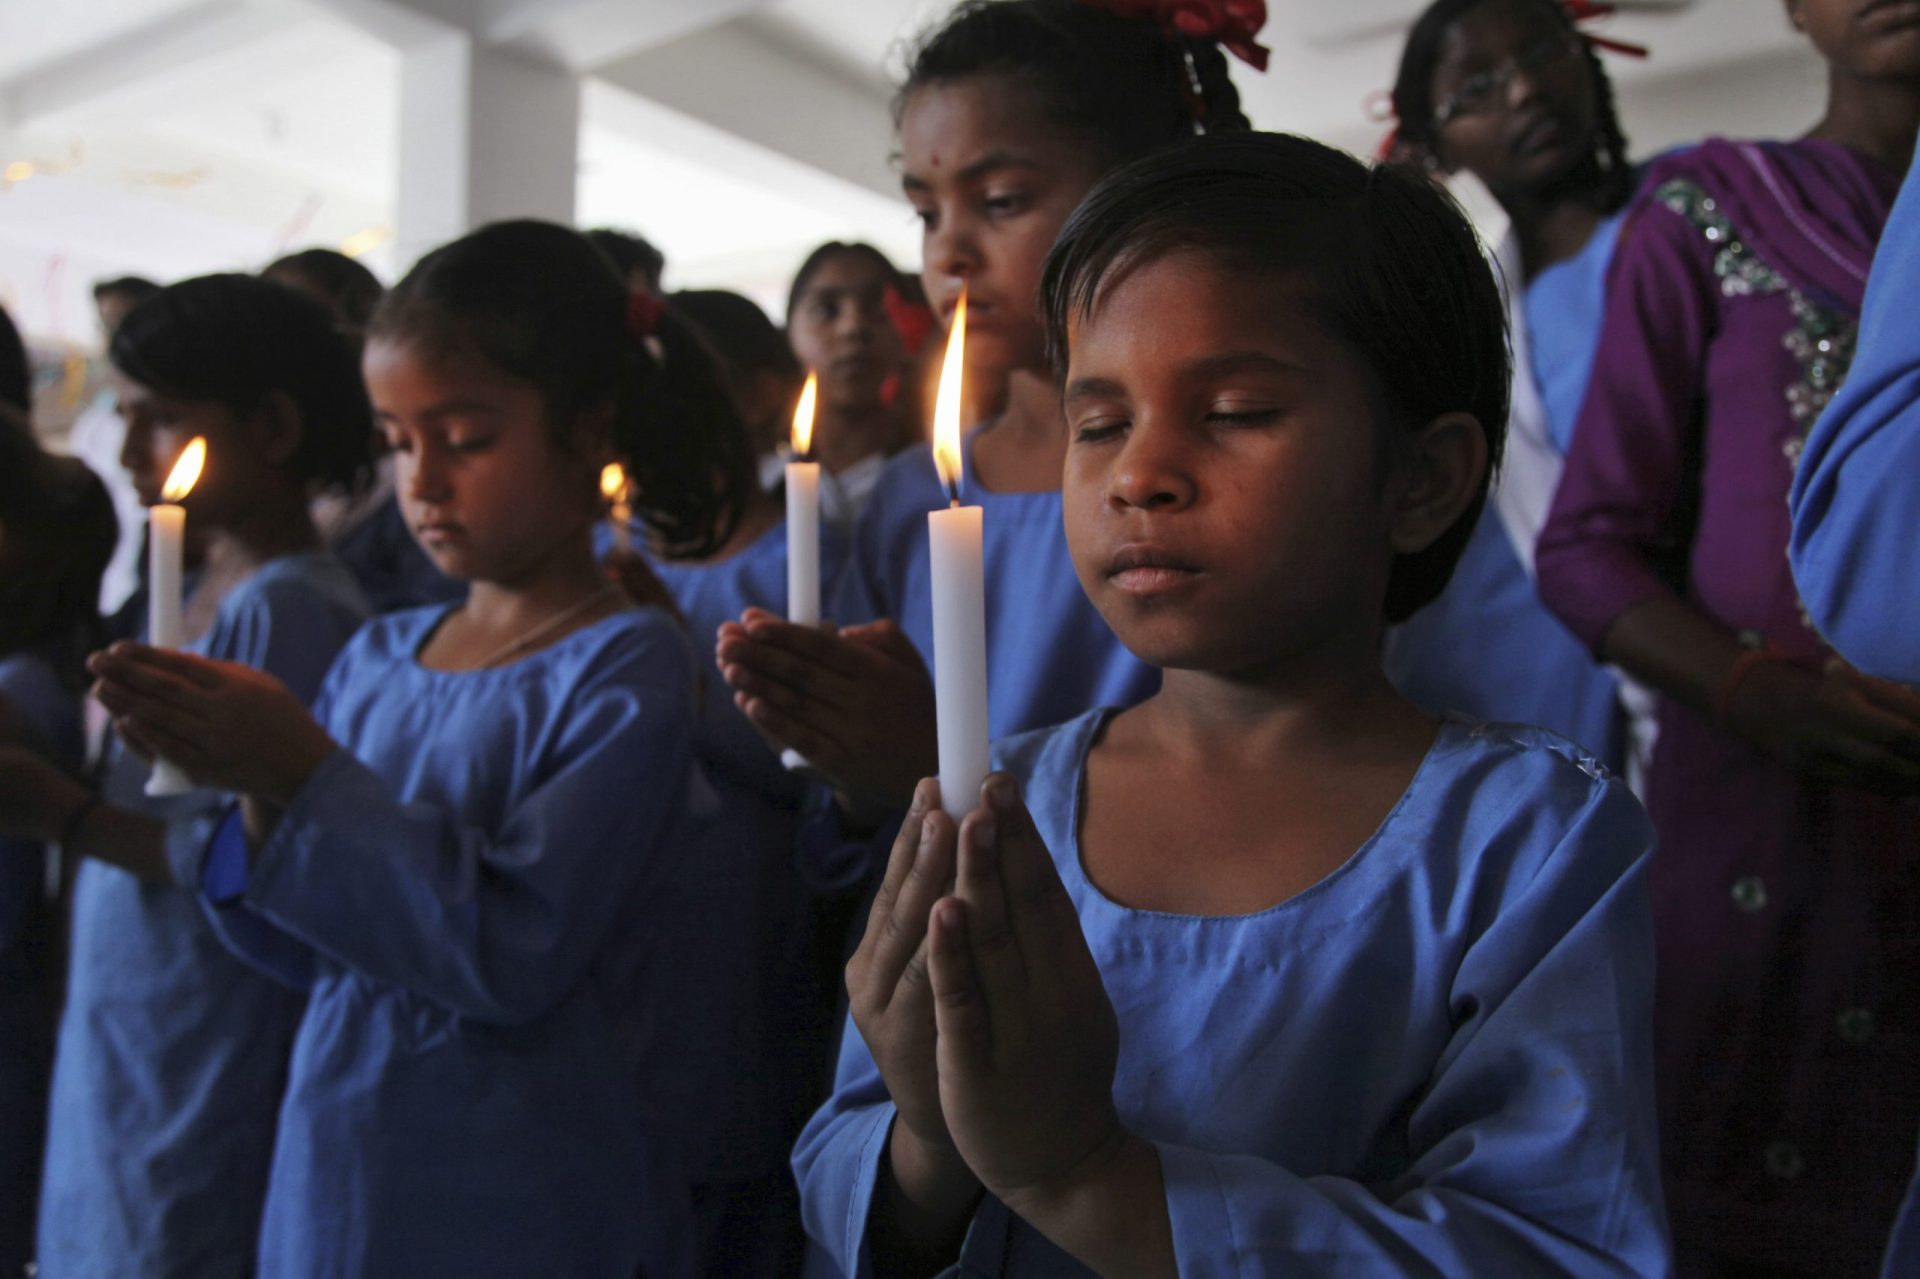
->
<box><xmin>1382</xmin><ymin>0</ymin><xmax>1653</xmax><ymax>780</ymax></box>
<box><xmin>715</xmin><ymin>0</ymin><xmax>1256</xmax><ymax>828</ymax></box>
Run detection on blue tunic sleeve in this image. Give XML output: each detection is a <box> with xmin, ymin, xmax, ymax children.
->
<box><xmin>1789</xmin><ymin>161</ymin><xmax>1920</xmax><ymax>682</ymax></box>
<box><xmin>227</xmin><ymin>618</ymin><xmax>696</xmax><ymax>1027</ymax></box>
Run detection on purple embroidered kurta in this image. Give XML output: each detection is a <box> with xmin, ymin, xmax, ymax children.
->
<box><xmin>1536</xmin><ymin>138</ymin><xmax>1919</xmax><ymax>1278</ymax></box>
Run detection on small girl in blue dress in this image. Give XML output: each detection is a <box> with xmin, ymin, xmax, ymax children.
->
<box><xmin>794</xmin><ymin>132</ymin><xmax>1672</xmax><ymax>1278</ymax></box>
<box><xmin>0</xmin><ymin>274</ymin><xmax>373</xmax><ymax>1279</ymax></box>
<box><xmin>92</xmin><ymin>221</ymin><xmax>755</xmax><ymax>1277</ymax></box>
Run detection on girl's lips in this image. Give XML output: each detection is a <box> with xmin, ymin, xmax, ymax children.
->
<box><xmin>1110</xmin><ymin>565</ymin><xmax>1202</xmax><ymax>595</ymax></box>
<box><xmin>1107</xmin><ymin>545</ymin><xmax>1203</xmax><ymax>595</ymax></box>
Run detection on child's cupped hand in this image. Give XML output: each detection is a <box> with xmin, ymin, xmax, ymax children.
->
<box><xmin>847</xmin><ymin>779</ymin><xmax>967</xmax><ymax>1162</ymax></box>
<box><xmin>715</xmin><ymin>608</ymin><xmax>937</xmax><ymax>810</ymax></box>
<box><xmin>925</xmin><ymin>773</ymin><xmax>1131</xmax><ymax>1219</ymax></box>
<box><xmin>87</xmin><ymin>643</ymin><xmax>339</xmax><ymax>803</ymax></box>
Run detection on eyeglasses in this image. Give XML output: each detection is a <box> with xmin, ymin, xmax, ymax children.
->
<box><xmin>1432</xmin><ymin>33</ymin><xmax>1586</xmax><ymax>128</ymax></box>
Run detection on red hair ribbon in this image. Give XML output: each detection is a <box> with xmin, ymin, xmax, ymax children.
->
<box><xmin>625</xmin><ymin>288</ymin><xmax>665</xmax><ymax>342</ymax></box>
<box><xmin>882</xmin><ymin>283</ymin><xmax>934</xmax><ymax>356</ymax></box>
<box><xmin>1081</xmin><ymin>0</ymin><xmax>1271</xmax><ymax>72</ymax></box>
<box><xmin>1561</xmin><ymin>1</ymin><xmax>1650</xmax><ymax>58</ymax></box>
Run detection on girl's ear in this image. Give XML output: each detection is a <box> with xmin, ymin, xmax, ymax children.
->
<box><xmin>1385</xmin><ymin>411</ymin><xmax>1487</xmax><ymax>556</ymax></box>
<box><xmin>251</xmin><ymin>390</ymin><xmax>305</xmax><ymax>470</ymax></box>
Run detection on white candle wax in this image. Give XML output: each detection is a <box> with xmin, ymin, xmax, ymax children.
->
<box><xmin>145</xmin><ymin>503</ymin><xmax>193</xmax><ymax>796</ymax></box>
<box><xmin>928</xmin><ymin>503</ymin><xmax>988</xmax><ymax>818</ymax></box>
<box><xmin>786</xmin><ymin>460</ymin><xmax>821</xmax><ymax>627</ymax></box>
<box><xmin>609</xmin><ymin>504</ymin><xmax>632</xmax><ymax>556</ymax></box>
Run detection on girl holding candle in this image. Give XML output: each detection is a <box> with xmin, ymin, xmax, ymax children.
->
<box><xmin>796</xmin><ymin>128</ymin><xmax>1670</xmax><ymax>1279</ymax></box>
<box><xmin>0</xmin><ymin>274</ymin><xmax>373</xmax><ymax>1277</ymax></box>
<box><xmin>716</xmin><ymin>0</ymin><xmax>1256</xmax><ymax>816</ymax></box>
<box><xmin>89</xmin><ymin>220</ymin><xmax>754</xmax><ymax>1277</ymax></box>
<box><xmin>1534</xmin><ymin>3</ymin><xmax>1920</xmax><ymax>1270</ymax></box>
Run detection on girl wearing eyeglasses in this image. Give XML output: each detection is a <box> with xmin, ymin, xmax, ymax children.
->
<box><xmin>1383</xmin><ymin>0</ymin><xmax>1654</xmax><ymax>788</ymax></box>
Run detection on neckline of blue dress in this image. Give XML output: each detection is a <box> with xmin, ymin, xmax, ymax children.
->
<box><xmin>405</xmin><ymin>600</ymin><xmax>649</xmax><ymax>676</ymax></box>
<box><xmin>1061</xmin><ymin>707</ymin><xmax>1470</xmax><ymax>924</ymax></box>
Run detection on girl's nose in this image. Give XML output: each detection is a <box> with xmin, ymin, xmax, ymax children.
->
<box><xmin>1109</xmin><ymin>417</ymin><xmax>1196</xmax><ymax>513</ymax></box>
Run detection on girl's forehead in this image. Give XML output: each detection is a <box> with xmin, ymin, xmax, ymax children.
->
<box><xmin>897</xmin><ymin>75</ymin><xmax>1059</xmax><ymax>172</ymax></box>
<box><xmin>1435</xmin><ymin>0</ymin><xmax>1556</xmax><ymax>70</ymax></box>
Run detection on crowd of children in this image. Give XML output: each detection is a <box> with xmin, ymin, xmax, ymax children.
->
<box><xmin>0</xmin><ymin>0</ymin><xmax>1916</xmax><ymax>1275</ymax></box>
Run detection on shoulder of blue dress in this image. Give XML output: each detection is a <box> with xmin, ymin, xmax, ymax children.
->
<box><xmin>990</xmin><ymin>707</ymin><xmax>1110</xmax><ymax>792</ymax></box>
<box><xmin>221</xmin><ymin>550</ymin><xmax>369</xmax><ymax>618</ymax></box>
<box><xmin>1439</xmin><ymin>713</ymin><xmax>1622</xmax><ymax>791</ymax></box>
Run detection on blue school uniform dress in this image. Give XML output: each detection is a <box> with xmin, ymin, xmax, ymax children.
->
<box><xmin>187</xmin><ymin>604</ymin><xmax>729</xmax><ymax>1278</ymax></box>
<box><xmin>1784</xmin><ymin>159</ymin><xmax>1920</xmax><ymax>1279</ymax></box>
<box><xmin>794</xmin><ymin>713</ymin><xmax>1672</xmax><ymax>1277</ymax></box>
<box><xmin>655</xmin><ymin>519</ymin><xmax>855</xmax><ymax>1275</ymax></box>
<box><xmin>833</xmin><ymin>433</ymin><xmax>1159</xmax><ymax>742</ymax></box>
<box><xmin>36</xmin><ymin>552</ymin><xmax>368</xmax><ymax>1279</ymax></box>
<box><xmin>1383</xmin><ymin>215</ymin><xmax>1633</xmax><ymax>771</ymax></box>
<box><xmin>0</xmin><ymin>648</ymin><xmax>83</xmax><ymax>1275</ymax></box>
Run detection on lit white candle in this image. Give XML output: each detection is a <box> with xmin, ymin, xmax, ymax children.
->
<box><xmin>786</xmin><ymin>372</ymin><xmax>821</xmax><ymax>627</ymax></box>
<box><xmin>146</xmin><ymin>436</ymin><xmax>205</xmax><ymax>797</ymax></box>
<box><xmin>928</xmin><ymin>293</ymin><xmax>988</xmax><ymax>818</ymax></box>
<box><xmin>600</xmin><ymin>463</ymin><xmax>632</xmax><ymax>556</ymax></box>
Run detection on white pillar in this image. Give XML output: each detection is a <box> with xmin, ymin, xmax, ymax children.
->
<box><xmin>395</xmin><ymin>33</ymin><xmax>580</xmax><ymax>269</ymax></box>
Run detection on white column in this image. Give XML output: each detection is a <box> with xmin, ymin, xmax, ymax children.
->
<box><xmin>395</xmin><ymin>33</ymin><xmax>580</xmax><ymax>268</ymax></box>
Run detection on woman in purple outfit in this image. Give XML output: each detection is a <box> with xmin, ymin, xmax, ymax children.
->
<box><xmin>1535</xmin><ymin>2</ymin><xmax>1920</xmax><ymax>1274</ymax></box>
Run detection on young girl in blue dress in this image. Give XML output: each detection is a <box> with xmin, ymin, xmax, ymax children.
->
<box><xmin>0</xmin><ymin>274</ymin><xmax>374</xmax><ymax>1278</ymax></box>
<box><xmin>92</xmin><ymin>220</ymin><xmax>755</xmax><ymax>1278</ymax></box>
<box><xmin>716</xmin><ymin>0</ymin><xmax>1257</xmax><ymax>815</ymax></box>
<box><xmin>794</xmin><ymin>131</ymin><xmax>1671</xmax><ymax>1278</ymax></box>
<box><xmin>0</xmin><ymin>411</ymin><xmax>117</xmax><ymax>1278</ymax></box>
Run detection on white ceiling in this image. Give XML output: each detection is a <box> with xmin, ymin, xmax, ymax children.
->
<box><xmin>0</xmin><ymin>0</ymin><xmax>1827</xmax><ymax>348</ymax></box>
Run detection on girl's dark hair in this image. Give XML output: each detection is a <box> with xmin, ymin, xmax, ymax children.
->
<box><xmin>897</xmin><ymin>0</ymin><xmax>1251</xmax><ymax>158</ymax></box>
<box><xmin>1390</xmin><ymin>0</ymin><xmax>1632</xmax><ymax>210</ymax></box>
<box><xmin>1041</xmin><ymin>131</ymin><xmax>1511</xmax><ymax>623</ymax></box>
<box><xmin>672</xmin><ymin>289</ymin><xmax>800</xmax><ymax>385</ymax></box>
<box><xmin>784</xmin><ymin>241</ymin><xmax>909</xmax><ymax>324</ymax></box>
<box><xmin>0</xmin><ymin>406</ymin><xmax>116</xmax><ymax>676</ymax></box>
<box><xmin>111</xmin><ymin>273</ymin><xmax>374</xmax><ymax>494</ymax></box>
<box><xmin>370</xmin><ymin>219</ymin><xmax>749</xmax><ymax>558</ymax></box>
<box><xmin>264</xmin><ymin>248</ymin><xmax>386</xmax><ymax>333</ymax></box>
<box><xmin>0</xmin><ymin>304</ymin><xmax>27</xmax><ymax>415</ymax></box>
<box><xmin>92</xmin><ymin>276</ymin><xmax>161</xmax><ymax>309</ymax></box>
<box><xmin>584</xmin><ymin>228</ymin><xmax>667</xmax><ymax>293</ymax></box>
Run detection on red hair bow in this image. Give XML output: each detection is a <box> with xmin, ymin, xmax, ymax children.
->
<box><xmin>882</xmin><ymin>284</ymin><xmax>934</xmax><ymax>355</ymax></box>
<box><xmin>1561</xmin><ymin>1</ymin><xmax>1650</xmax><ymax>59</ymax></box>
<box><xmin>625</xmin><ymin>288</ymin><xmax>665</xmax><ymax>342</ymax></box>
<box><xmin>1082</xmin><ymin>0</ymin><xmax>1271</xmax><ymax>72</ymax></box>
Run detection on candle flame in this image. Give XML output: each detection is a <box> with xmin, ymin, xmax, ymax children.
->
<box><xmin>792</xmin><ymin>372</ymin><xmax>817</xmax><ymax>457</ymax></box>
<box><xmin>931</xmin><ymin>291</ymin><xmax>966</xmax><ymax>496</ymax></box>
<box><xmin>161</xmin><ymin>437</ymin><xmax>206</xmax><ymax>502</ymax></box>
<box><xmin>600</xmin><ymin>462</ymin><xmax>627</xmax><ymax>502</ymax></box>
